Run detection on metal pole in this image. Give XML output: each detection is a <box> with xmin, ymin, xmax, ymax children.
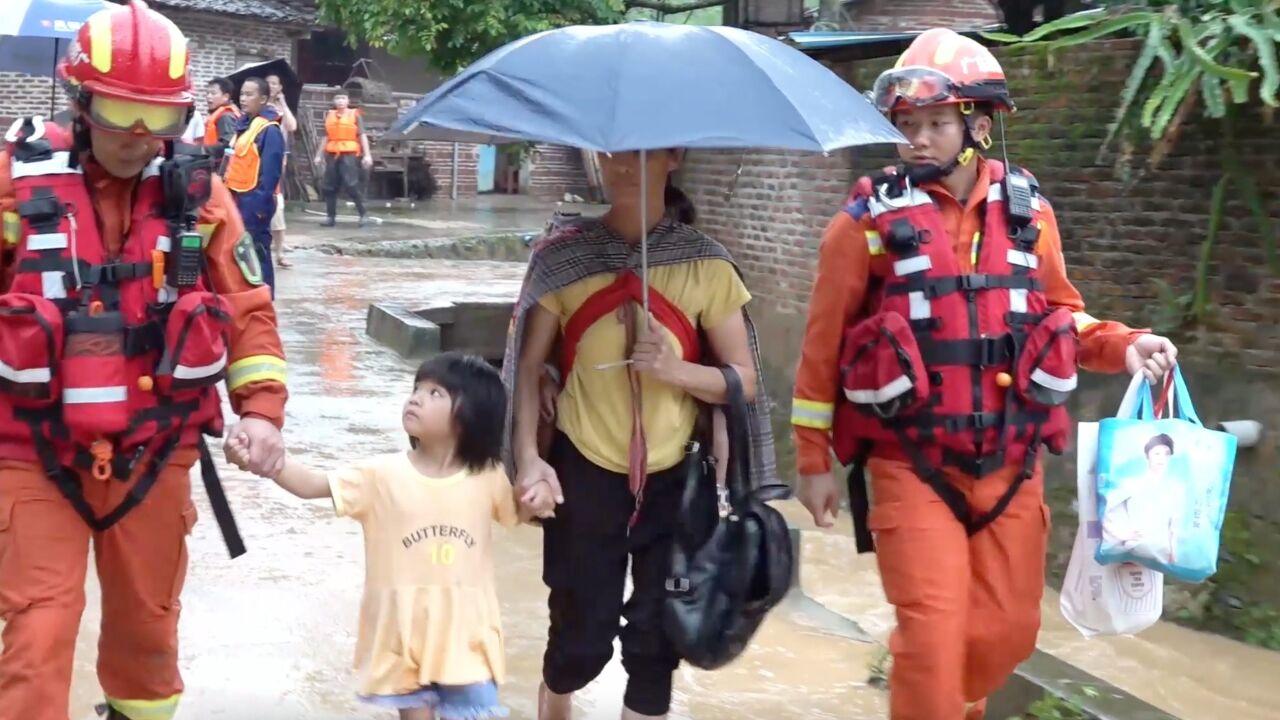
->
<box><xmin>640</xmin><ymin>148</ymin><xmax>649</xmax><ymax>321</ymax></box>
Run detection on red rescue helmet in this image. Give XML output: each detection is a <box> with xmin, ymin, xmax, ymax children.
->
<box><xmin>58</xmin><ymin>0</ymin><xmax>193</xmax><ymax>138</ymax></box>
<box><xmin>871</xmin><ymin>28</ymin><xmax>1014</xmax><ymax>115</ymax></box>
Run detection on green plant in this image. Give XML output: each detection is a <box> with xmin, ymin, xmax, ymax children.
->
<box><xmin>867</xmin><ymin>644</ymin><xmax>892</xmax><ymax>689</ymax></box>
<box><xmin>984</xmin><ymin>1</ymin><xmax>1279</xmax><ymax>328</ymax></box>
<box><xmin>1006</xmin><ymin>685</ymin><xmax>1099</xmax><ymax>720</ymax></box>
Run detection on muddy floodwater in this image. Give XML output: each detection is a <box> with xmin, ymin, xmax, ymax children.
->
<box><xmin>4</xmin><ymin>229</ymin><xmax>1278</xmax><ymax>719</ymax></box>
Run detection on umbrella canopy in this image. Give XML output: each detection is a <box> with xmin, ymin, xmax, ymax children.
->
<box><xmin>0</xmin><ymin>0</ymin><xmax>113</xmax><ymax>40</ymax></box>
<box><xmin>390</xmin><ymin>20</ymin><xmax>905</xmax><ymax>153</ymax></box>
<box><xmin>227</xmin><ymin>57</ymin><xmax>302</xmax><ymax>115</ymax></box>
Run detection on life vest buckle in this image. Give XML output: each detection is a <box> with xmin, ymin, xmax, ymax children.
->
<box><xmin>957</xmin><ymin>273</ymin><xmax>991</xmax><ymax>292</ymax></box>
<box><xmin>978</xmin><ymin>335</ymin><xmax>1014</xmax><ymax>367</ymax></box>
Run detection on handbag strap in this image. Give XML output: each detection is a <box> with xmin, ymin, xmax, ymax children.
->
<box><xmin>717</xmin><ymin>365</ymin><xmax>753</xmax><ymax>504</ymax></box>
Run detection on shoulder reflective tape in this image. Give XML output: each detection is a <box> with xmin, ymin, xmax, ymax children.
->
<box><xmin>64</xmin><ymin>386</ymin><xmax>129</xmax><ymax>404</ymax></box>
<box><xmin>174</xmin><ymin>351</ymin><xmax>228</xmax><ymax>381</ymax></box>
<box><xmin>3</xmin><ymin>211</ymin><xmax>19</xmax><ymax>246</ymax></box>
<box><xmin>106</xmin><ymin>694</ymin><xmax>181</xmax><ymax>720</ymax></box>
<box><xmin>0</xmin><ymin>359</ymin><xmax>51</xmax><ymax>384</ymax></box>
<box><xmin>865</xmin><ymin>229</ymin><xmax>884</xmax><ymax>256</ymax></box>
<box><xmin>791</xmin><ymin>398</ymin><xmax>834</xmax><ymax>430</ymax></box>
<box><xmin>27</xmin><ymin>232</ymin><xmax>68</xmax><ymax>251</ymax></box>
<box><xmin>11</xmin><ymin>152</ymin><xmax>80</xmax><ymax>179</ymax></box>
<box><xmin>893</xmin><ymin>255</ymin><xmax>932</xmax><ymax>276</ymax></box>
<box><xmin>987</xmin><ymin>182</ymin><xmax>1004</xmax><ymax>204</ymax></box>
<box><xmin>227</xmin><ymin>354</ymin><xmax>287</xmax><ymax>391</ymax></box>
<box><xmin>1072</xmin><ymin>311</ymin><xmax>1100</xmax><ymax>331</ymax></box>
<box><xmin>155</xmin><ymin>235</ymin><xmax>172</xmax><ymax>252</ymax></box>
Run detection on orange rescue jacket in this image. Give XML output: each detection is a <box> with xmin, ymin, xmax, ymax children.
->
<box><xmin>0</xmin><ymin>149</ymin><xmax>288</xmax><ymax>431</ymax></box>
<box><xmin>790</xmin><ymin>158</ymin><xmax>1144</xmax><ymax>476</ymax></box>
<box><xmin>225</xmin><ymin>115</ymin><xmax>281</xmax><ymax>193</ymax></box>
<box><xmin>324</xmin><ymin>108</ymin><xmax>362</xmax><ymax>155</ymax></box>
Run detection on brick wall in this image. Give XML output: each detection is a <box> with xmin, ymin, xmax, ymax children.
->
<box><xmin>528</xmin><ymin>145</ymin><xmax>590</xmax><ymax>199</ymax></box>
<box><xmin>846</xmin><ymin>0</ymin><xmax>999</xmax><ymax>31</ymax></box>
<box><xmin>0</xmin><ymin>9</ymin><xmax>298</xmax><ymax>121</ymax></box>
<box><xmin>686</xmin><ymin>39</ymin><xmax>1280</xmax><ymax>376</ymax></box>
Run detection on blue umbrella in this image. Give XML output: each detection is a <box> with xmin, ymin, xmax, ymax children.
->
<box><xmin>0</xmin><ymin>0</ymin><xmax>112</xmax><ymax>39</ymax></box>
<box><xmin>393</xmin><ymin>20</ymin><xmax>905</xmax><ymax>319</ymax></box>
<box><xmin>390</xmin><ymin>20</ymin><xmax>905</xmax><ymax>153</ymax></box>
<box><xmin>0</xmin><ymin>0</ymin><xmax>113</xmax><ymax>116</ymax></box>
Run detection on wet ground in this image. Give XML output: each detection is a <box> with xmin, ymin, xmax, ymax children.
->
<box><xmin>17</xmin><ymin>198</ymin><xmax>1280</xmax><ymax>718</ymax></box>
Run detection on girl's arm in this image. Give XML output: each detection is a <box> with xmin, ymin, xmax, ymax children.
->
<box><xmin>275</xmin><ymin>456</ymin><xmax>333</xmax><ymax>500</ymax></box>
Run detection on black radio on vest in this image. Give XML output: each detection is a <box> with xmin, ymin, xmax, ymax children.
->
<box><xmin>159</xmin><ymin>145</ymin><xmax>213</xmax><ymax>288</ymax></box>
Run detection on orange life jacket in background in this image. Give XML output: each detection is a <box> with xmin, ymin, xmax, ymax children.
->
<box><xmin>832</xmin><ymin>160</ymin><xmax>1078</xmax><ymax>536</ymax></box>
<box><xmin>224</xmin><ymin>115</ymin><xmax>280</xmax><ymax>193</ymax></box>
<box><xmin>0</xmin><ymin>117</ymin><xmax>230</xmax><ymax>531</ymax></box>
<box><xmin>203</xmin><ymin>104</ymin><xmax>241</xmax><ymax>146</ymax></box>
<box><xmin>324</xmin><ymin>108</ymin><xmax>361</xmax><ymax>155</ymax></box>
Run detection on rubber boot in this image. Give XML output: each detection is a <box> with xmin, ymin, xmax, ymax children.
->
<box><xmin>323</xmin><ymin>194</ymin><xmax>337</xmax><ymax>227</ymax></box>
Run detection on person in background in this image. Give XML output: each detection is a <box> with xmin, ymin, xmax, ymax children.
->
<box><xmin>265</xmin><ymin>73</ymin><xmax>296</xmax><ymax>269</ymax></box>
<box><xmin>203</xmin><ymin>76</ymin><xmax>240</xmax><ymax>162</ymax></box>
<box><xmin>315</xmin><ymin>91</ymin><xmax>372</xmax><ymax>227</ymax></box>
<box><xmin>224</xmin><ymin>76</ymin><xmax>285</xmax><ymax>298</ymax></box>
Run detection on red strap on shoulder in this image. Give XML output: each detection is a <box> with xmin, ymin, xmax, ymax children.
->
<box><xmin>559</xmin><ymin>270</ymin><xmax>701</xmax><ymax>379</ymax></box>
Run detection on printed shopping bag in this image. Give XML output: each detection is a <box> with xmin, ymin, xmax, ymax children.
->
<box><xmin>1095</xmin><ymin>366</ymin><xmax>1237</xmax><ymax>583</ymax></box>
<box><xmin>1060</xmin><ymin>372</ymin><xmax>1164</xmax><ymax>637</ymax></box>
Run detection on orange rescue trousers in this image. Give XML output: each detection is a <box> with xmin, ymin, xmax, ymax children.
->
<box><xmin>867</xmin><ymin>456</ymin><xmax>1050</xmax><ymax>720</ymax></box>
<box><xmin>0</xmin><ymin>449</ymin><xmax>199</xmax><ymax>720</ymax></box>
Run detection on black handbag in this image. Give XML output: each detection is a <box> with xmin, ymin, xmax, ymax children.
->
<box><xmin>663</xmin><ymin>365</ymin><xmax>794</xmax><ymax>670</ymax></box>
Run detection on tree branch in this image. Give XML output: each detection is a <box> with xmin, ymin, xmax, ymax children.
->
<box><xmin>625</xmin><ymin>0</ymin><xmax>729</xmax><ymax>13</ymax></box>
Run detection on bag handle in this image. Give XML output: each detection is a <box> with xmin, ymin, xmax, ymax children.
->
<box><xmin>1166</xmin><ymin>365</ymin><xmax>1202</xmax><ymax>426</ymax></box>
<box><xmin>717</xmin><ymin>365</ymin><xmax>753</xmax><ymax>504</ymax></box>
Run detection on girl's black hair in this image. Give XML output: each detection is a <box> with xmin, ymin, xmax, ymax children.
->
<box><xmin>665</xmin><ymin>176</ymin><xmax>697</xmax><ymax>225</ymax></box>
<box><xmin>409</xmin><ymin>352</ymin><xmax>506</xmax><ymax>473</ymax></box>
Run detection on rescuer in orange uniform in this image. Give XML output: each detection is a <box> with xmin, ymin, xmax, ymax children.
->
<box><xmin>314</xmin><ymin>91</ymin><xmax>371</xmax><ymax>227</ymax></box>
<box><xmin>0</xmin><ymin>3</ymin><xmax>288</xmax><ymax>719</ymax></box>
<box><xmin>790</xmin><ymin>29</ymin><xmax>1177</xmax><ymax>719</ymax></box>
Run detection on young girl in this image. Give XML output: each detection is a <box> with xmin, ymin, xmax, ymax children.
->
<box><xmin>227</xmin><ymin>351</ymin><xmax>535</xmax><ymax>720</ymax></box>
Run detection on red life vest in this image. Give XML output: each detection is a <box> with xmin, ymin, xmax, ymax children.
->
<box><xmin>832</xmin><ymin>160</ymin><xmax>1079</xmax><ymax>534</ymax></box>
<box><xmin>0</xmin><ymin>117</ymin><xmax>231</xmax><ymax>530</ymax></box>
<box><xmin>559</xmin><ymin>269</ymin><xmax>701</xmax><ymax>380</ymax></box>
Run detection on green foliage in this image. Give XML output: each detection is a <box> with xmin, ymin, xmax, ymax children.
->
<box><xmin>981</xmin><ymin>1</ymin><xmax>1279</xmax><ymax>165</ymax></box>
<box><xmin>316</xmin><ymin>0</ymin><xmax>730</xmax><ymax>75</ymax></box>
<box><xmin>316</xmin><ymin>0</ymin><xmax>627</xmax><ymax>75</ymax></box>
<box><xmin>984</xmin><ymin>1</ymin><xmax>1279</xmax><ymax>329</ymax></box>
<box><xmin>1005</xmin><ymin>686</ymin><xmax>1098</xmax><ymax>720</ymax></box>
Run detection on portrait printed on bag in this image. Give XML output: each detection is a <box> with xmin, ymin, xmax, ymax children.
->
<box><xmin>1095</xmin><ymin>420</ymin><xmax>1235</xmax><ymax>577</ymax></box>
